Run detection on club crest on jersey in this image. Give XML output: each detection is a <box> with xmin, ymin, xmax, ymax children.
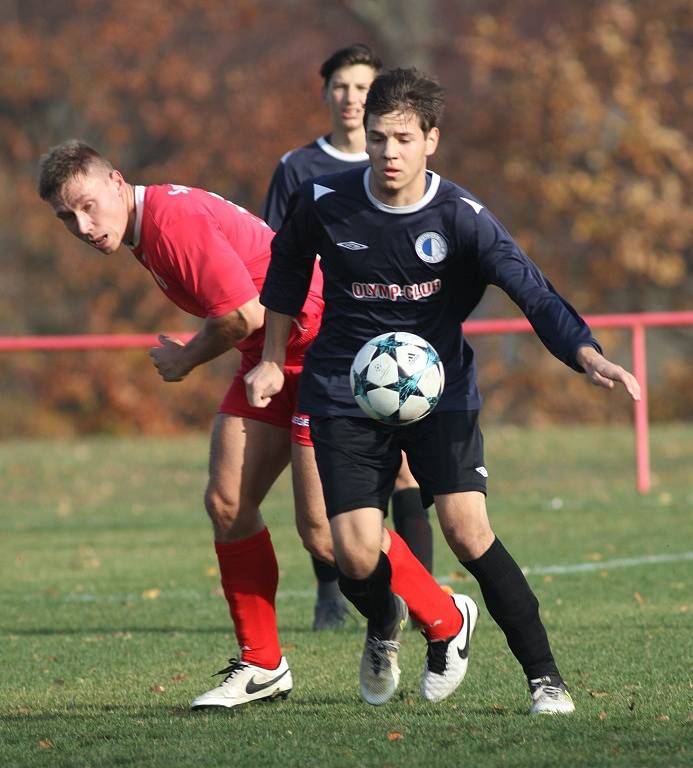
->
<box><xmin>415</xmin><ymin>232</ymin><xmax>448</xmax><ymax>264</ymax></box>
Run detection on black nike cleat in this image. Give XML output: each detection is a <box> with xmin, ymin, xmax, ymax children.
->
<box><xmin>420</xmin><ymin>594</ymin><xmax>478</xmax><ymax>702</ymax></box>
<box><xmin>190</xmin><ymin>657</ymin><xmax>292</xmax><ymax>710</ymax></box>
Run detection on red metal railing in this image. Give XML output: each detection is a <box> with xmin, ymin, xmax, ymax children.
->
<box><xmin>2</xmin><ymin>311</ymin><xmax>692</xmax><ymax>493</ymax></box>
<box><xmin>463</xmin><ymin>311</ymin><xmax>693</xmax><ymax>493</ymax></box>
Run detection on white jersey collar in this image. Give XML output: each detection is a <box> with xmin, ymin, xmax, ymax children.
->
<box><xmin>363</xmin><ymin>168</ymin><xmax>440</xmax><ymax>214</ymax></box>
<box><xmin>129</xmin><ymin>185</ymin><xmax>146</xmax><ymax>248</ymax></box>
<box><xmin>317</xmin><ymin>136</ymin><xmax>369</xmax><ymax>163</ymax></box>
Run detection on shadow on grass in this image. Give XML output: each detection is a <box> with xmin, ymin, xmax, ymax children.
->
<box><xmin>3</xmin><ymin>615</ymin><xmax>685</xmax><ymax>638</ymax></box>
<box><xmin>0</xmin><ymin>623</ymin><xmax>368</xmax><ymax>636</ymax></box>
<box><xmin>2</xmin><ymin>696</ymin><xmax>364</xmax><ymax>722</ymax></box>
<box><xmin>0</xmin><ymin>625</ymin><xmax>231</xmax><ymax>636</ymax></box>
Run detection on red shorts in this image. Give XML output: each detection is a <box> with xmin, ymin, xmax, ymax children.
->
<box><xmin>219</xmin><ymin>355</ymin><xmax>312</xmax><ymax>447</ymax></box>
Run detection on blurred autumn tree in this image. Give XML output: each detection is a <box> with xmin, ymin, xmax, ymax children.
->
<box><xmin>0</xmin><ymin>0</ymin><xmax>690</xmax><ymax>436</ymax></box>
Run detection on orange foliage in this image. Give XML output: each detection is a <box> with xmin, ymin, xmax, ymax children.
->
<box><xmin>0</xmin><ymin>0</ymin><xmax>690</xmax><ymax>435</ymax></box>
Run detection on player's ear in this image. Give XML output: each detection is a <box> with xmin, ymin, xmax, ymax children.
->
<box><xmin>110</xmin><ymin>169</ymin><xmax>126</xmax><ymax>192</ymax></box>
<box><xmin>424</xmin><ymin>127</ymin><xmax>440</xmax><ymax>158</ymax></box>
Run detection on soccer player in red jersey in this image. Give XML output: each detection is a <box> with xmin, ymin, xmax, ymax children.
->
<box><xmin>38</xmin><ymin>140</ymin><xmax>468</xmax><ymax>710</ymax></box>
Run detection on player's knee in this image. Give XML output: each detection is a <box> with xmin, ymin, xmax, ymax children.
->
<box><xmin>297</xmin><ymin>523</ymin><xmax>333</xmax><ymax>563</ymax></box>
<box><xmin>333</xmin><ymin>538</ymin><xmax>380</xmax><ymax>578</ymax></box>
<box><xmin>393</xmin><ymin>476</ymin><xmax>418</xmax><ymax>493</ymax></box>
<box><xmin>204</xmin><ymin>485</ymin><xmax>240</xmax><ymax>528</ymax></box>
<box><xmin>440</xmin><ymin>519</ymin><xmax>494</xmax><ymax>561</ymax></box>
<box><xmin>304</xmin><ymin>537</ymin><xmax>334</xmax><ymax>565</ymax></box>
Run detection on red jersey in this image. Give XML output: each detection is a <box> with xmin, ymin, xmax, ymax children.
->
<box><xmin>130</xmin><ymin>184</ymin><xmax>323</xmax><ymax>363</ymax></box>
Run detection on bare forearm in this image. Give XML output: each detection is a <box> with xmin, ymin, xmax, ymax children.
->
<box><xmin>261</xmin><ymin>310</ymin><xmax>294</xmax><ymax>367</ymax></box>
<box><xmin>178</xmin><ymin>320</ymin><xmax>242</xmax><ymax>373</ymax></box>
<box><xmin>244</xmin><ymin>309</ymin><xmax>294</xmax><ymax>407</ymax></box>
<box><xmin>151</xmin><ymin>299</ymin><xmax>264</xmax><ymax>383</ymax></box>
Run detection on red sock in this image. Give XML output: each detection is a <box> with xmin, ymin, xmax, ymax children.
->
<box><xmin>387</xmin><ymin>529</ymin><xmax>462</xmax><ymax>641</ymax></box>
<box><xmin>215</xmin><ymin>527</ymin><xmax>281</xmax><ymax>669</ymax></box>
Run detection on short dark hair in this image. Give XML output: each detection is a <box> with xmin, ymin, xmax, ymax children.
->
<box><xmin>38</xmin><ymin>140</ymin><xmax>113</xmax><ymax>201</ymax></box>
<box><xmin>364</xmin><ymin>68</ymin><xmax>445</xmax><ymax>133</ymax></box>
<box><xmin>319</xmin><ymin>43</ymin><xmax>382</xmax><ymax>86</ymax></box>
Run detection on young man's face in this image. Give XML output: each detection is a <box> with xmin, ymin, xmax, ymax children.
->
<box><xmin>365</xmin><ymin>109</ymin><xmax>439</xmax><ymax>202</ymax></box>
<box><xmin>324</xmin><ymin>63</ymin><xmax>376</xmax><ymax>133</ymax></box>
<box><xmin>50</xmin><ymin>164</ymin><xmax>130</xmax><ymax>254</ymax></box>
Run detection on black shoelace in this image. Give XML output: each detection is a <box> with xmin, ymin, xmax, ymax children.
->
<box><xmin>529</xmin><ymin>675</ymin><xmax>566</xmax><ymax>695</ymax></box>
<box><xmin>366</xmin><ymin>638</ymin><xmax>398</xmax><ymax>674</ymax></box>
<box><xmin>213</xmin><ymin>658</ymin><xmax>248</xmax><ymax>681</ymax></box>
<box><xmin>425</xmin><ymin>637</ymin><xmax>451</xmax><ymax>675</ymax></box>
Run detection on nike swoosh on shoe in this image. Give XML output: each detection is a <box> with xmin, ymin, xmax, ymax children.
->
<box><xmin>245</xmin><ymin>668</ymin><xmax>289</xmax><ymax>695</ymax></box>
<box><xmin>457</xmin><ymin>602</ymin><xmax>471</xmax><ymax>660</ymax></box>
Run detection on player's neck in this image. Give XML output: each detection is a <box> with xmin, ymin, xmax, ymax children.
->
<box><xmin>327</xmin><ymin>126</ymin><xmax>366</xmax><ymax>154</ymax></box>
<box><xmin>122</xmin><ymin>183</ymin><xmax>137</xmax><ymax>246</ymax></box>
<box><xmin>369</xmin><ymin>169</ymin><xmax>428</xmax><ymax>208</ymax></box>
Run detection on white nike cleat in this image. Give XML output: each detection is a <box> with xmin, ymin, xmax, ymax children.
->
<box><xmin>529</xmin><ymin>675</ymin><xmax>575</xmax><ymax>714</ymax></box>
<box><xmin>420</xmin><ymin>593</ymin><xmax>478</xmax><ymax>702</ymax></box>
<box><xmin>190</xmin><ymin>656</ymin><xmax>292</xmax><ymax>710</ymax></box>
<box><xmin>359</xmin><ymin>594</ymin><xmax>408</xmax><ymax>706</ymax></box>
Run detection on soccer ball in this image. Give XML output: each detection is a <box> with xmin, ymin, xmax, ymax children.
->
<box><xmin>350</xmin><ymin>332</ymin><xmax>445</xmax><ymax>424</ymax></box>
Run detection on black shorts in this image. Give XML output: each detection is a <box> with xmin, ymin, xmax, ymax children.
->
<box><xmin>310</xmin><ymin>410</ymin><xmax>487</xmax><ymax>518</ymax></box>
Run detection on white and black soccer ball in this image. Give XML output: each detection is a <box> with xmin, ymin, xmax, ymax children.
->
<box><xmin>350</xmin><ymin>332</ymin><xmax>445</xmax><ymax>424</ymax></box>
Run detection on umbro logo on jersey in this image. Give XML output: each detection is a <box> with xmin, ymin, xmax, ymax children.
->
<box><xmin>475</xmin><ymin>466</ymin><xmax>488</xmax><ymax>478</ymax></box>
<box><xmin>337</xmin><ymin>241</ymin><xmax>369</xmax><ymax>250</ymax></box>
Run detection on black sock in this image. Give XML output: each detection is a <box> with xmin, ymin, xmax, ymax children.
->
<box><xmin>312</xmin><ymin>555</ymin><xmax>339</xmax><ymax>584</ymax></box>
<box><xmin>462</xmin><ymin>537</ymin><xmax>559</xmax><ymax>680</ymax></box>
<box><xmin>337</xmin><ymin>552</ymin><xmax>397</xmax><ymax>638</ymax></box>
<box><xmin>392</xmin><ymin>487</ymin><xmax>433</xmax><ymax>573</ymax></box>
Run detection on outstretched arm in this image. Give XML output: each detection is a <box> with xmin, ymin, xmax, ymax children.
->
<box><xmin>575</xmin><ymin>345</ymin><xmax>641</xmax><ymax>401</ymax></box>
<box><xmin>149</xmin><ymin>297</ymin><xmax>264</xmax><ymax>382</ymax></box>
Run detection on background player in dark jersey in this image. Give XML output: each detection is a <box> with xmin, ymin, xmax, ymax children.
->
<box><xmin>265</xmin><ymin>43</ymin><xmax>437</xmax><ymax>631</ymax></box>
<box><xmin>247</xmin><ymin>69</ymin><xmax>640</xmax><ymax>713</ymax></box>
<box><xmin>38</xmin><ymin>139</ymin><xmax>466</xmax><ymax>712</ymax></box>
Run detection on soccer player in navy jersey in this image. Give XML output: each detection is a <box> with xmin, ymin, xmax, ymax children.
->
<box><xmin>265</xmin><ymin>44</ymin><xmax>438</xmax><ymax>631</ymax></box>
<box><xmin>247</xmin><ymin>68</ymin><xmax>641</xmax><ymax>712</ymax></box>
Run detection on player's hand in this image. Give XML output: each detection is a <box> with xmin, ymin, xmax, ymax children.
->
<box><xmin>244</xmin><ymin>361</ymin><xmax>285</xmax><ymax>408</ymax></box>
<box><xmin>149</xmin><ymin>335</ymin><xmax>189</xmax><ymax>382</ymax></box>
<box><xmin>576</xmin><ymin>345</ymin><xmax>641</xmax><ymax>401</ymax></box>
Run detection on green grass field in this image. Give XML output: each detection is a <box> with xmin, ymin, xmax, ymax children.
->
<box><xmin>1</xmin><ymin>424</ymin><xmax>691</xmax><ymax>767</ymax></box>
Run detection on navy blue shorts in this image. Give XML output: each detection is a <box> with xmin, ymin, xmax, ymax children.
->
<box><xmin>310</xmin><ymin>410</ymin><xmax>487</xmax><ymax>518</ymax></box>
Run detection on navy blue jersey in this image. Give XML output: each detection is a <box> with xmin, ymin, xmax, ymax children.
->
<box><xmin>261</xmin><ymin>167</ymin><xmax>601</xmax><ymax>418</ymax></box>
<box><xmin>263</xmin><ymin>136</ymin><xmax>369</xmax><ymax>231</ymax></box>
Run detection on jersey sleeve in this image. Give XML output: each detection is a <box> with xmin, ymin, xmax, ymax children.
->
<box><xmin>263</xmin><ymin>156</ymin><xmax>299</xmax><ymax>232</ymax></box>
<box><xmin>260</xmin><ymin>184</ymin><xmax>319</xmax><ymax>317</ymax></box>
<box><xmin>158</xmin><ymin>214</ymin><xmax>258</xmax><ymax>317</ymax></box>
<box><xmin>472</xmin><ymin>208</ymin><xmax>601</xmax><ymax>371</ymax></box>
